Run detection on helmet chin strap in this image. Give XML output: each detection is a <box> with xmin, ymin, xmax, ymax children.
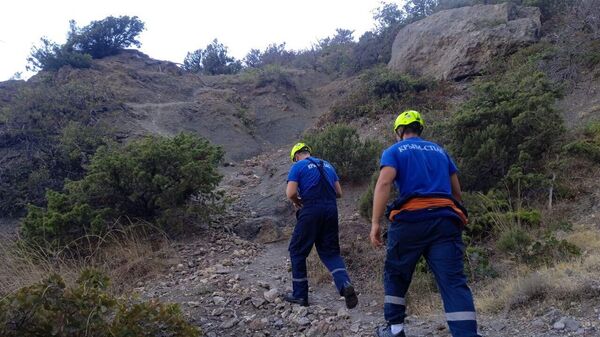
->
<box><xmin>399</xmin><ymin>126</ymin><xmax>406</xmax><ymax>140</ymax></box>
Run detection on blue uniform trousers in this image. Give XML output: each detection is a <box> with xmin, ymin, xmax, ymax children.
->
<box><xmin>288</xmin><ymin>203</ymin><xmax>351</xmax><ymax>300</ymax></box>
<box><xmin>384</xmin><ymin>217</ymin><xmax>480</xmax><ymax>337</ymax></box>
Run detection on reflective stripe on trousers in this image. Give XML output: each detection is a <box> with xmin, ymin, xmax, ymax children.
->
<box><xmin>383</xmin><ymin>217</ymin><xmax>480</xmax><ymax>337</ymax></box>
<box><xmin>289</xmin><ymin>203</ymin><xmax>351</xmax><ymax>299</ymax></box>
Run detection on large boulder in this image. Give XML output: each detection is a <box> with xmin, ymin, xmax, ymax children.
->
<box><xmin>388</xmin><ymin>3</ymin><xmax>541</xmax><ymax>81</ymax></box>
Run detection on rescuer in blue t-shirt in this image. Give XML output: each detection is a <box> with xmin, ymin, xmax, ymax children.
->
<box><xmin>284</xmin><ymin>142</ymin><xmax>358</xmax><ymax>309</ymax></box>
<box><xmin>371</xmin><ymin>111</ymin><xmax>480</xmax><ymax>337</ymax></box>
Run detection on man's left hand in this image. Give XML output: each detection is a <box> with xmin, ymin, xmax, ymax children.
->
<box><xmin>370</xmin><ymin>223</ymin><xmax>383</xmax><ymax>248</ymax></box>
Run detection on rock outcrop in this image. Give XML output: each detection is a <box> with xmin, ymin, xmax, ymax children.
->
<box><xmin>388</xmin><ymin>3</ymin><xmax>541</xmax><ymax>80</ymax></box>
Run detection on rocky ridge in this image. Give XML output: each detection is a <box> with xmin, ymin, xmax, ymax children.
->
<box><xmin>388</xmin><ymin>3</ymin><xmax>541</xmax><ymax>80</ymax></box>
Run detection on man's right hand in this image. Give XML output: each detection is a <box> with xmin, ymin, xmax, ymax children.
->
<box><xmin>370</xmin><ymin>223</ymin><xmax>383</xmax><ymax>248</ymax></box>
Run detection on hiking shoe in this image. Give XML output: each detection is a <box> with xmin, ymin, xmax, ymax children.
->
<box><xmin>283</xmin><ymin>293</ymin><xmax>308</xmax><ymax>307</ymax></box>
<box><xmin>375</xmin><ymin>325</ymin><xmax>405</xmax><ymax>337</ymax></box>
<box><xmin>342</xmin><ymin>285</ymin><xmax>358</xmax><ymax>309</ymax></box>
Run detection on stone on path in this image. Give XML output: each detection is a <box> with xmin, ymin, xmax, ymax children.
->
<box><xmin>264</xmin><ymin>288</ymin><xmax>279</xmax><ymax>302</ymax></box>
<box><xmin>220</xmin><ymin>317</ymin><xmax>239</xmax><ymax>329</ymax></box>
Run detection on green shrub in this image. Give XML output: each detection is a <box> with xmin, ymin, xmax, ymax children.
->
<box><xmin>448</xmin><ymin>45</ymin><xmax>564</xmax><ymax>192</ymax></box>
<box><xmin>304</xmin><ymin>125</ymin><xmax>382</xmax><ymax>182</ymax></box>
<box><xmin>358</xmin><ymin>170</ymin><xmax>398</xmax><ymax>220</ymax></box>
<box><xmin>522</xmin><ymin>0</ymin><xmax>571</xmax><ymax>18</ymax></box>
<box><xmin>0</xmin><ymin>270</ymin><xmax>200</xmax><ymax>337</ymax></box>
<box><xmin>464</xmin><ymin>245</ymin><xmax>497</xmax><ymax>280</ymax></box>
<box><xmin>330</xmin><ymin>66</ymin><xmax>431</xmax><ymax>121</ymax></box>
<box><xmin>564</xmin><ymin>142</ymin><xmax>600</xmax><ymax>163</ymax></box>
<box><xmin>585</xmin><ymin>121</ymin><xmax>600</xmax><ymax>140</ymax></box>
<box><xmin>27</xmin><ymin>38</ymin><xmax>92</xmax><ymax>71</ymax></box>
<box><xmin>59</xmin><ymin>121</ymin><xmax>115</xmax><ymax>172</ymax></box>
<box><xmin>21</xmin><ymin>133</ymin><xmax>224</xmax><ymax>250</ymax></box>
<box><xmin>462</xmin><ymin>192</ymin><xmax>511</xmax><ymax>240</ymax></box>
<box><xmin>359</xmin><ymin>172</ymin><xmax>379</xmax><ymax>220</ymax></box>
<box><xmin>21</xmin><ymin>191</ymin><xmax>111</xmax><ymax>250</ymax></box>
<box><xmin>244</xmin><ymin>43</ymin><xmax>296</xmax><ymax>68</ymax></box>
<box><xmin>497</xmin><ymin>227</ymin><xmax>533</xmax><ymax>254</ymax></box>
<box><xmin>548</xmin><ymin>220</ymin><xmax>573</xmax><ymax>231</ymax></box>
<box><xmin>526</xmin><ymin>234</ymin><xmax>581</xmax><ymax>265</ymax></box>
<box><xmin>435</xmin><ymin>0</ymin><xmax>570</xmax><ymax>19</ymax></box>
<box><xmin>413</xmin><ymin>242</ymin><xmax>497</xmax><ymax>291</ymax></box>
<box><xmin>578</xmin><ymin>40</ymin><xmax>600</xmax><ymax>68</ymax></box>
<box><xmin>563</xmin><ymin>121</ymin><xmax>600</xmax><ymax>163</ymax></box>
<box><xmin>314</xmin><ymin>29</ymin><xmax>357</xmax><ymax>75</ymax></box>
<box><xmin>254</xmin><ymin>65</ymin><xmax>296</xmax><ymax>90</ymax></box>
<box><xmin>497</xmin><ymin>227</ymin><xmax>580</xmax><ymax>265</ymax></box>
<box><xmin>513</xmin><ymin>209</ymin><xmax>542</xmax><ymax>227</ymax></box>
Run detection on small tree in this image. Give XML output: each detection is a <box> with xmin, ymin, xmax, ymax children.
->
<box><xmin>182</xmin><ymin>39</ymin><xmax>242</xmax><ymax>75</ymax></box>
<box><xmin>182</xmin><ymin>49</ymin><xmax>204</xmax><ymax>73</ymax></box>
<box><xmin>374</xmin><ymin>2</ymin><xmax>406</xmax><ymax>33</ymax></box>
<box><xmin>67</xmin><ymin>16</ymin><xmax>145</xmax><ymax>58</ymax></box>
<box><xmin>260</xmin><ymin>43</ymin><xmax>295</xmax><ymax>66</ymax></box>
<box><xmin>318</xmin><ymin>29</ymin><xmax>355</xmax><ymax>49</ymax></box>
<box><xmin>26</xmin><ymin>16</ymin><xmax>144</xmax><ymax>71</ymax></box>
<box><xmin>351</xmin><ymin>2</ymin><xmax>408</xmax><ymax>70</ymax></box>
<box><xmin>244</xmin><ymin>48</ymin><xmax>262</xmax><ymax>68</ymax></box>
<box><xmin>243</xmin><ymin>43</ymin><xmax>295</xmax><ymax>68</ymax></box>
<box><xmin>26</xmin><ymin>37</ymin><xmax>92</xmax><ymax>71</ymax></box>
<box><xmin>448</xmin><ymin>46</ymin><xmax>564</xmax><ymax>192</ymax></box>
<box><xmin>404</xmin><ymin>0</ymin><xmax>439</xmax><ymax>21</ymax></box>
<box><xmin>202</xmin><ymin>39</ymin><xmax>242</xmax><ymax>75</ymax></box>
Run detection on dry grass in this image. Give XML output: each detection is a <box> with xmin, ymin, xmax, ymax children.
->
<box><xmin>405</xmin><ymin>271</ymin><xmax>442</xmax><ymax>316</ymax></box>
<box><xmin>0</xmin><ymin>223</ymin><xmax>174</xmax><ymax>298</ymax></box>
<box><xmin>566</xmin><ymin>229</ymin><xmax>600</xmax><ymax>251</ymax></box>
<box><xmin>340</xmin><ymin>228</ymin><xmax>450</xmax><ymax>315</ymax></box>
<box><xmin>477</xmin><ymin>225</ymin><xmax>600</xmax><ymax>313</ymax></box>
<box><xmin>306</xmin><ymin>250</ymin><xmax>334</xmax><ymax>285</ymax></box>
<box><xmin>340</xmin><ymin>216</ymin><xmax>600</xmax><ymax>317</ymax></box>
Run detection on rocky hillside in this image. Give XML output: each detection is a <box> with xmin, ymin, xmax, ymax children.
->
<box><xmin>0</xmin><ymin>50</ymin><xmax>341</xmax><ymax>216</ymax></box>
<box><xmin>1</xmin><ymin>50</ymin><xmax>333</xmax><ymax>162</ymax></box>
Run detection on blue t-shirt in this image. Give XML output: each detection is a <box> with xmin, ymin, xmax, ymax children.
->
<box><xmin>380</xmin><ymin>137</ymin><xmax>457</xmax><ymax>202</ymax></box>
<box><xmin>287</xmin><ymin>157</ymin><xmax>339</xmax><ymax>203</ymax></box>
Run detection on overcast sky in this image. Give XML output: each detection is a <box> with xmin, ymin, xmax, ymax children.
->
<box><xmin>0</xmin><ymin>0</ymin><xmax>392</xmax><ymax>81</ymax></box>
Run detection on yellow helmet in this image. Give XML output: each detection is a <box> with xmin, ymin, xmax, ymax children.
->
<box><xmin>290</xmin><ymin>142</ymin><xmax>311</xmax><ymax>162</ymax></box>
<box><xmin>394</xmin><ymin>110</ymin><xmax>424</xmax><ymax>131</ymax></box>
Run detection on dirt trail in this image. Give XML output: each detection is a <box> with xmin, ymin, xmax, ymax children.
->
<box><xmin>137</xmin><ymin>147</ymin><xmax>600</xmax><ymax>336</ymax></box>
<box><xmin>140</xmin><ymin>230</ymin><xmax>443</xmax><ymax>337</ymax></box>
<box><xmin>142</xmin><ymin>223</ymin><xmax>600</xmax><ymax>337</ymax></box>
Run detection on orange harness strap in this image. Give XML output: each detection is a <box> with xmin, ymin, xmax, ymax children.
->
<box><xmin>388</xmin><ymin>197</ymin><xmax>468</xmax><ymax>225</ymax></box>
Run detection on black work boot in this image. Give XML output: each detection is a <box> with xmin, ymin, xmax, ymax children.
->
<box><xmin>342</xmin><ymin>285</ymin><xmax>358</xmax><ymax>309</ymax></box>
<box><xmin>375</xmin><ymin>325</ymin><xmax>406</xmax><ymax>337</ymax></box>
<box><xmin>283</xmin><ymin>293</ymin><xmax>308</xmax><ymax>307</ymax></box>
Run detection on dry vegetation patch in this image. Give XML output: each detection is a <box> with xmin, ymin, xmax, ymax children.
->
<box><xmin>0</xmin><ymin>225</ymin><xmax>174</xmax><ymax>298</ymax></box>
<box><xmin>477</xmin><ymin>225</ymin><xmax>600</xmax><ymax>314</ymax></box>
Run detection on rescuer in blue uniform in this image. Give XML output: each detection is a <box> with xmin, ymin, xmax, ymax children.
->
<box><xmin>284</xmin><ymin>142</ymin><xmax>358</xmax><ymax>309</ymax></box>
<box><xmin>370</xmin><ymin>111</ymin><xmax>480</xmax><ymax>337</ymax></box>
